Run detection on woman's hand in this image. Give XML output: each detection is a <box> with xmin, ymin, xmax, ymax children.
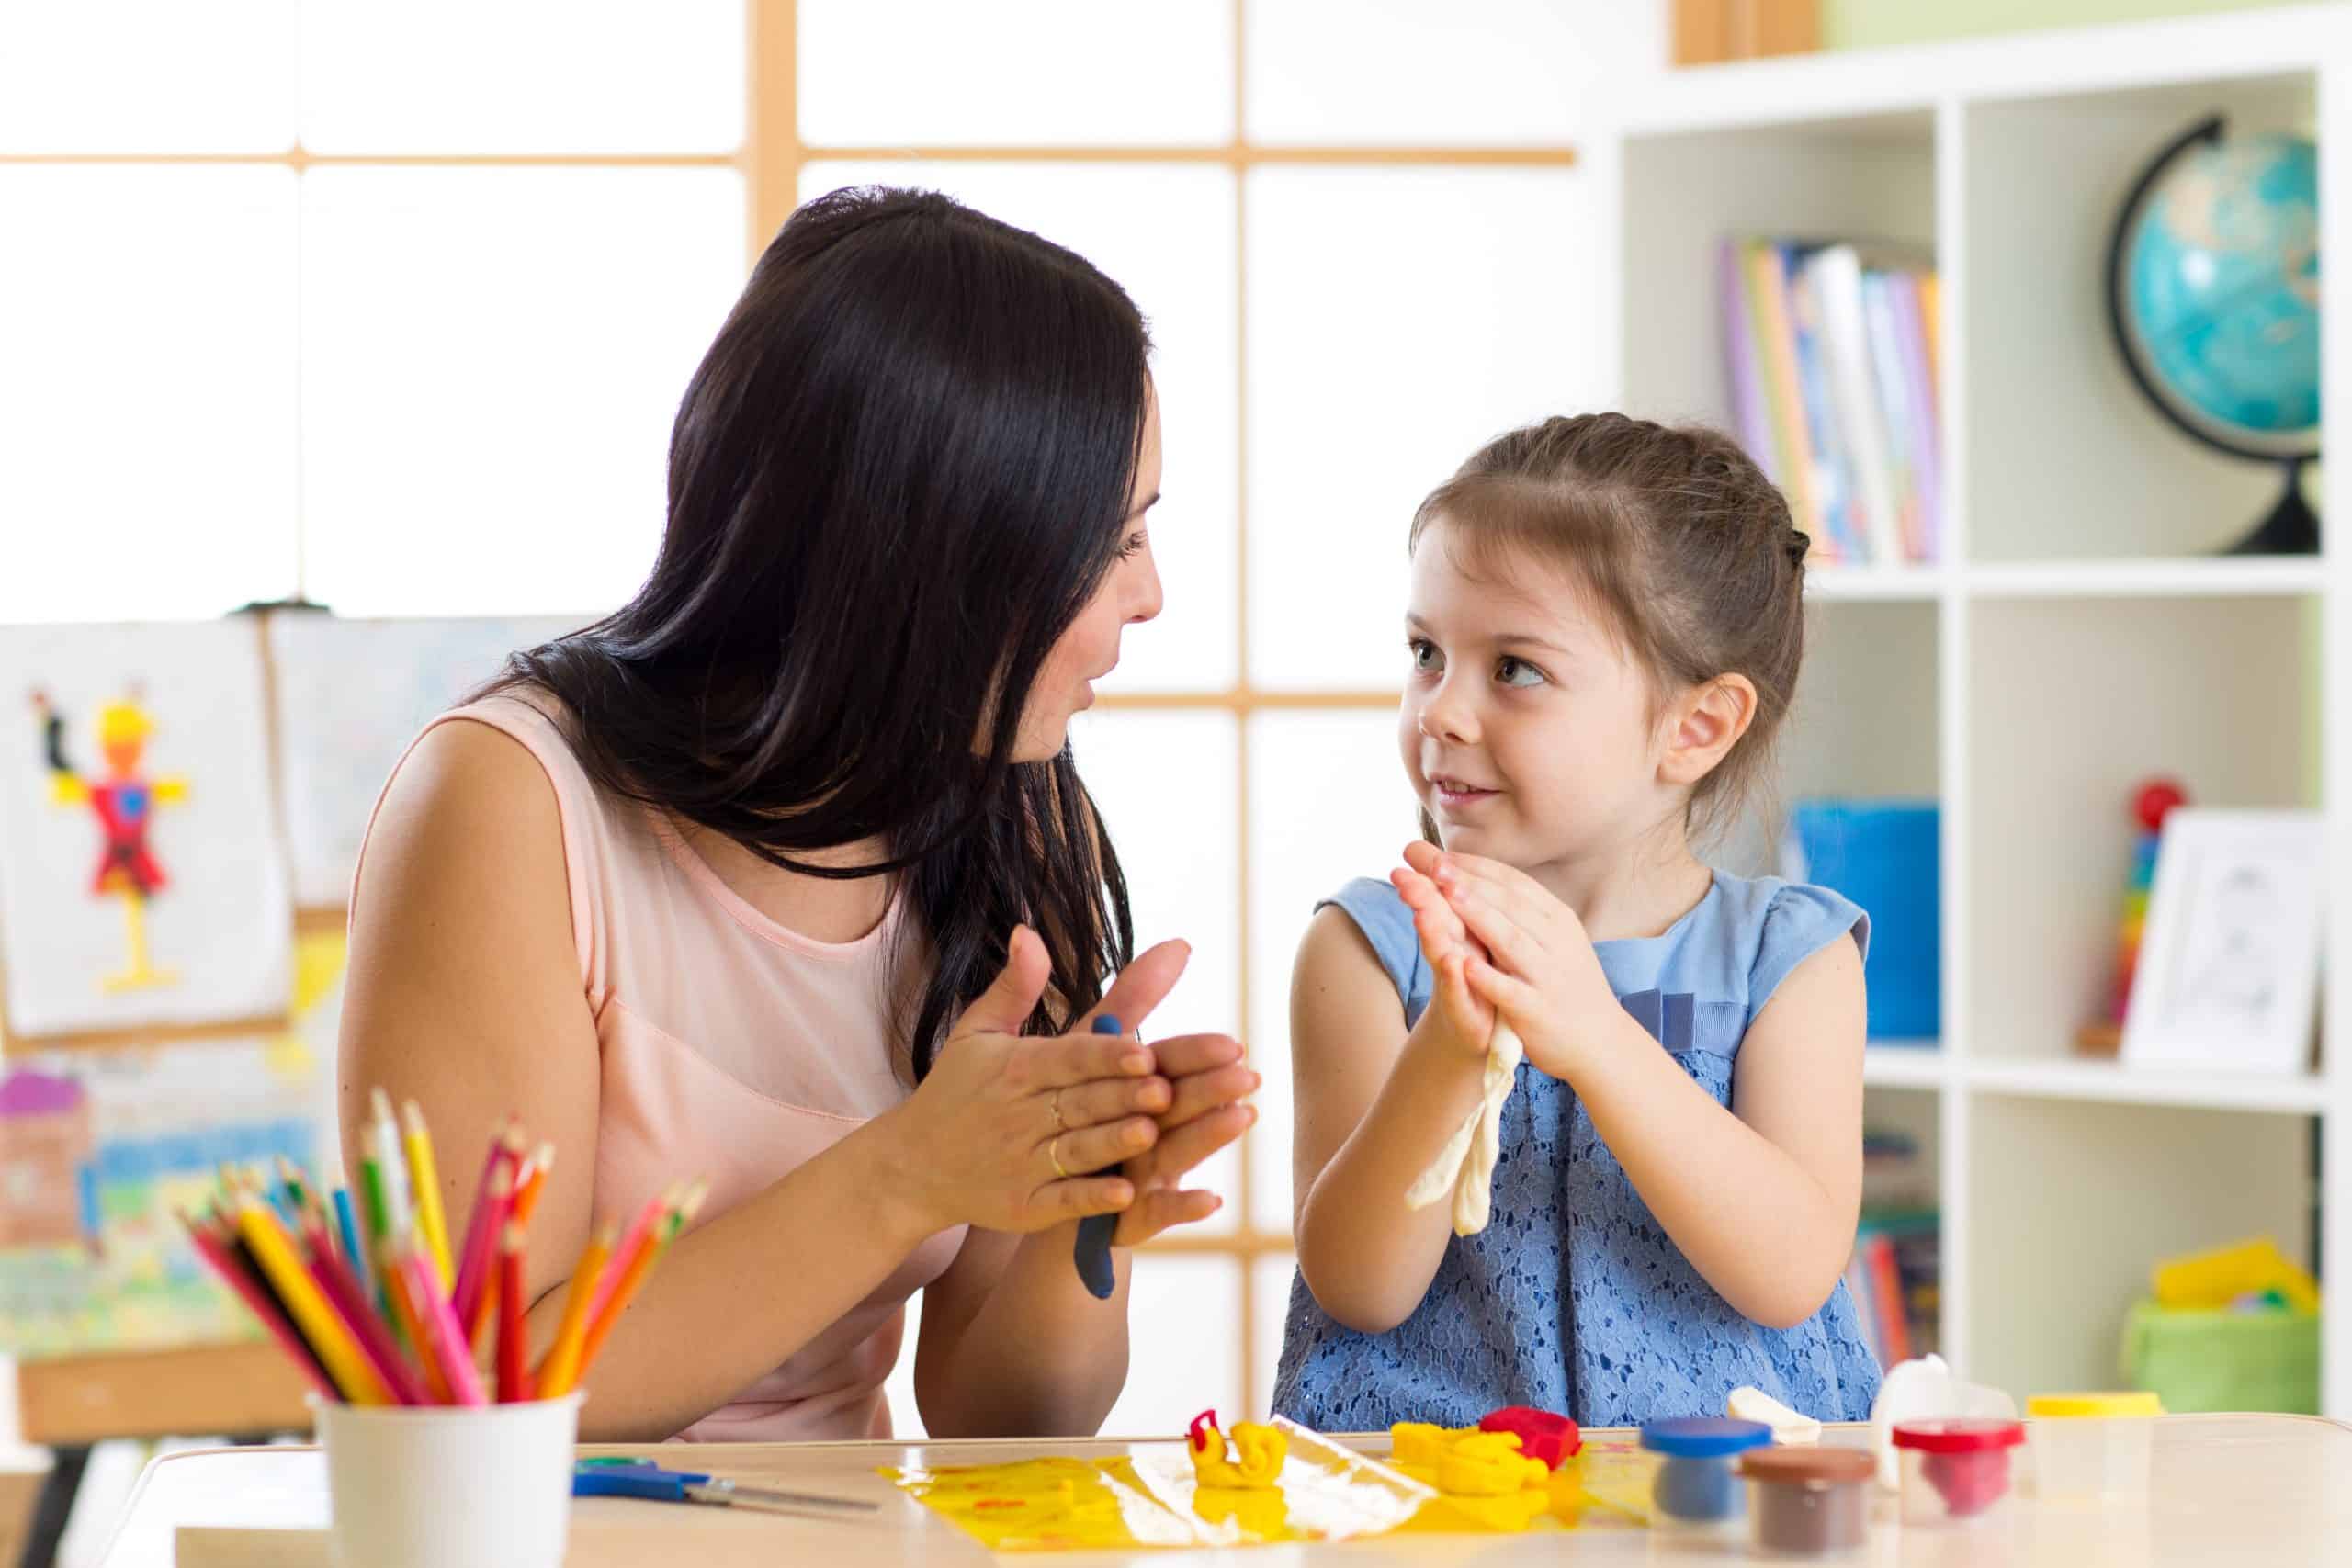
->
<box><xmin>1059</xmin><ymin>936</ymin><xmax>1258</xmax><ymax>1248</ymax></box>
<box><xmin>1400</xmin><ymin>840</ymin><xmax>1619</xmax><ymax>1082</ymax></box>
<box><xmin>884</xmin><ymin>924</ymin><xmax>1171</xmax><ymax>1237</ymax></box>
<box><xmin>1390</xmin><ymin>854</ymin><xmax>1495</xmax><ymax>1060</ymax></box>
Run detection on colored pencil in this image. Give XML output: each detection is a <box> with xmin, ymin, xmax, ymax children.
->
<box><xmin>512</xmin><ymin>1142</ymin><xmax>554</xmax><ymax>1228</ymax></box>
<box><xmin>401</xmin><ymin>1100</ymin><xmax>455</xmax><ymax>1292</ymax></box>
<box><xmin>232</xmin><ymin>1196</ymin><xmax>395</xmax><ymax>1406</ymax></box>
<box><xmin>178</xmin><ymin>1210</ymin><xmax>337</xmax><ymax>1402</ymax></box>
<box><xmin>533</xmin><ymin>1224</ymin><xmax>614</xmax><ymax>1399</ymax></box>
<box><xmin>331</xmin><ymin>1186</ymin><xmax>374</xmax><ymax>1320</ymax></box>
<box><xmin>464</xmin><ymin>1164</ymin><xmax>516</xmax><ymax>1351</ymax></box>
<box><xmin>574</xmin><ymin>1189</ymin><xmax>687</xmax><ymax>1386</ymax></box>
<box><xmin>398</xmin><ymin>1242</ymin><xmax>487</xmax><ymax>1407</ymax></box>
<box><xmin>380</xmin><ymin>1239</ymin><xmax>454</xmax><ymax>1404</ymax></box>
<box><xmin>356</xmin><ymin>1155</ymin><xmax>393</xmax><ymax>1307</ymax></box>
<box><xmin>496</xmin><ymin>1222</ymin><xmax>529</xmax><ymax>1403</ymax></box>
<box><xmin>368</xmin><ymin>1089</ymin><xmax>413</xmax><ymax>1243</ymax></box>
<box><xmin>451</xmin><ymin>1124</ymin><xmax>522</xmax><ymax>1333</ymax></box>
<box><xmin>303</xmin><ymin>1212</ymin><xmax>428</xmax><ymax>1406</ymax></box>
<box><xmin>277</xmin><ymin>1157</ymin><xmax>311</xmax><ymax>1224</ymax></box>
<box><xmin>590</xmin><ymin>1184</ymin><xmax>679</xmax><ymax>1325</ymax></box>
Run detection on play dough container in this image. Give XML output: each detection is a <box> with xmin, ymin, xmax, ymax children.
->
<box><xmin>2026</xmin><ymin>1392</ymin><xmax>2162</xmax><ymax>1499</ymax></box>
<box><xmin>1739</xmin><ymin>1446</ymin><xmax>1875</xmax><ymax>1555</ymax></box>
<box><xmin>1892</xmin><ymin>1418</ymin><xmax>2024</xmax><ymax>1528</ymax></box>
<box><xmin>1640</xmin><ymin>1417</ymin><xmax>1772</xmax><ymax>1534</ymax></box>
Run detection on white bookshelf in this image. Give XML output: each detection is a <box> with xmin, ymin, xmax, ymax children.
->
<box><xmin>1597</xmin><ymin>6</ymin><xmax>2350</xmax><ymax>1416</ymax></box>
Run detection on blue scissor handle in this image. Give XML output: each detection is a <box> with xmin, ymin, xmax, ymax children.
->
<box><xmin>1071</xmin><ymin>1015</ymin><xmax>1124</xmax><ymax>1301</ymax></box>
<box><xmin>574</xmin><ymin>1469</ymin><xmax>694</xmax><ymax>1502</ymax></box>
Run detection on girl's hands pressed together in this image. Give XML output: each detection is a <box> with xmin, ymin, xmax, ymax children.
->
<box><xmin>1401</xmin><ymin>840</ymin><xmax>1622</xmax><ymax>1083</ymax></box>
<box><xmin>1390</xmin><ymin>859</ymin><xmax>1494</xmax><ymax>1060</ymax></box>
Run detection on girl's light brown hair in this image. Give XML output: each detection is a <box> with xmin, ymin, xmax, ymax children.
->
<box><xmin>1408</xmin><ymin>412</ymin><xmax>1810</xmax><ymax>840</ymax></box>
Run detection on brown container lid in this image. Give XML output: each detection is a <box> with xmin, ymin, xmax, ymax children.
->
<box><xmin>1738</xmin><ymin>1447</ymin><xmax>1877</xmax><ymax>1488</ymax></box>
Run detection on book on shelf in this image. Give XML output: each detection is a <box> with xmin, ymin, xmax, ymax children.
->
<box><xmin>1719</xmin><ymin>237</ymin><xmax>1942</xmax><ymax>568</ymax></box>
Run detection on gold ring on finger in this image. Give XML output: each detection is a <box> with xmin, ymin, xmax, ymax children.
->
<box><xmin>1049</xmin><ymin>1134</ymin><xmax>1071</xmax><ymax>1181</ymax></box>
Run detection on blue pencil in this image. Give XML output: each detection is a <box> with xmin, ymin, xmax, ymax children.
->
<box><xmin>333</xmin><ymin>1187</ymin><xmax>379</xmax><ymax>1320</ymax></box>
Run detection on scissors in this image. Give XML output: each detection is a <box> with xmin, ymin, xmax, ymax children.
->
<box><xmin>573</xmin><ymin>1457</ymin><xmax>880</xmax><ymax>1518</ymax></box>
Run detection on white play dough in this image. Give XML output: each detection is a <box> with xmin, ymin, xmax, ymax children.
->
<box><xmin>1404</xmin><ymin>1022</ymin><xmax>1523</xmax><ymax>1235</ymax></box>
<box><xmin>1728</xmin><ymin>1385</ymin><xmax>1822</xmax><ymax>1444</ymax></box>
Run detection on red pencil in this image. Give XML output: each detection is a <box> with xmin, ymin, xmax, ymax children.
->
<box><xmin>177</xmin><ymin>1209</ymin><xmax>337</xmax><ymax>1402</ymax></box>
<box><xmin>497</xmin><ymin>1222</ymin><xmax>529</xmax><ymax>1403</ymax></box>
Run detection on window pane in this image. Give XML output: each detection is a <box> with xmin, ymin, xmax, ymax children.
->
<box><xmin>798</xmin><ymin>1</ymin><xmax>1233</xmax><ymax>148</ymax></box>
<box><xmin>0</xmin><ymin>1</ymin><xmax>294</xmax><ymax>152</ymax></box>
<box><xmin>1245</xmin><ymin>167</ymin><xmax>1601</xmax><ymax>690</ymax></box>
<box><xmin>0</xmin><ymin>168</ymin><xmax>298</xmax><ymax>620</ymax></box>
<box><xmin>1244</xmin><ymin>710</ymin><xmax>1414</xmax><ymax>1235</ymax></box>
<box><xmin>1102</xmin><ymin>1254</ymin><xmax>1243</xmax><ymax>1438</ymax></box>
<box><xmin>300</xmin><ymin>168</ymin><xmax>745</xmax><ymax>617</ymax></box>
<box><xmin>300</xmin><ymin>0</ymin><xmax>744</xmax><ymax>153</ymax></box>
<box><xmin>1250</xmin><ymin>1251</ymin><xmax>1297</xmax><ymax>1416</ymax></box>
<box><xmin>801</xmin><ymin>164</ymin><xmax>1238</xmax><ymax>694</ymax></box>
<box><xmin>1248</xmin><ymin>0</ymin><xmax>1642</xmax><ymax>147</ymax></box>
<box><xmin>1069</xmin><ymin>710</ymin><xmax>1241</xmax><ymax>1233</ymax></box>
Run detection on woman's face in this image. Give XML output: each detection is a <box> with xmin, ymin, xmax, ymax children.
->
<box><xmin>1011</xmin><ymin>385</ymin><xmax>1165</xmax><ymax>761</ymax></box>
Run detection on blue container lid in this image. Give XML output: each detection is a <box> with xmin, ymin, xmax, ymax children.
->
<box><xmin>1640</xmin><ymin>1417</ymin><xmax>1773</xmax><ymax>1458</ymax></box>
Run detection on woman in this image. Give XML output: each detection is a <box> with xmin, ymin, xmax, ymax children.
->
<box><xmin>338</xmin><ymin>187</ymin><xmax>1257</xmax><ymax>1443</ymax></box>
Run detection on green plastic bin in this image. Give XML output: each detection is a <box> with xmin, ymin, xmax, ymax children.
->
<box><xmin>2121</xmin><ymin>1300</ymin><xmax>2320</xmax><ymax>1414</ymax></box>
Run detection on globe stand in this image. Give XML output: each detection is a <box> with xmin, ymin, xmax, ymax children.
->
<box><xmin>2228</xmin><ymin>458</ymin><xmax>2320</xmax><ymax>557</ymax></box>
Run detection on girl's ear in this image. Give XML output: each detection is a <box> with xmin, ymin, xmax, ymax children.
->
<box><xmin>1657</xmin><ymin>674</ymin><xmax>1758</xmax><ymax>788</ymax></box>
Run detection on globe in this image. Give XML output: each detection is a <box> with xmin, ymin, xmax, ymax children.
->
<box><xmin>2107</xmin><ymin>118</ymin><xmax>2322</xmax><ymax>553</ymax></box>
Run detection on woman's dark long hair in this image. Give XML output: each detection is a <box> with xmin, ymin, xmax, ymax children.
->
<box><xmin>489</xmin><ymin>186</ymin><xmax>1143</xmax><ymax>1077</ymax></box>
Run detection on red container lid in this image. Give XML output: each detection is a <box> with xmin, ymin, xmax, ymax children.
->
<box><xmin>1892</xmin><ymin>1418</ymin><xmax>2025</xmax><ymax>1453</ymax></box>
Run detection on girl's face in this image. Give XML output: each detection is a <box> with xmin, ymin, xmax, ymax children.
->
<box><xmin>1012</xmin><ymin>385</ymin><xmax>1165</xmax><ymax>761</ymax></box>
<box><xmin>1397</xmin><ymin>520</ymin><xmax>1671</xmax><ymax>871</ymax></box>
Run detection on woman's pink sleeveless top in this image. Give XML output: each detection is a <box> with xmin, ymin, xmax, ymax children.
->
<box><xmin>359</xmin><ymin>692</ymin><xmax>965</xmax><ymax>1441</ymax></box>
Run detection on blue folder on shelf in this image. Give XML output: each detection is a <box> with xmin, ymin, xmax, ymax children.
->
<box><xmin>1784</xmin><ymin>799</ymin><xmax>1940</xmax><ymax>1043</ymax></box>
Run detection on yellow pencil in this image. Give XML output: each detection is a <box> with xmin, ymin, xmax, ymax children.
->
<box><xmin>232</xmin><ymin>1197</ymin><xmax>395</xmax><ymax>1406</ymax></box>
<box><xmin>535</xmin><ymin>1224</ymin><xmax>615</xmax><ymax>1399</ymax></box>
<box><xmin>401</xmin><ymin>1100</ymin><xmax>455</xmax><ymax>1292</ymax></box>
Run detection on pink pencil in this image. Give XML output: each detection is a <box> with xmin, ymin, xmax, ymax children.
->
<box><xmin>400</xmin><ymin>1243</ymin><xmax>488</xmax><ymax>1407</ymax></box>
<box><xmin>304</xmin><ymin>1222</ymin><xmax>430</xmax><ymax>1406</ymax></box>
<box><xmin>178</xmin><ymin>1211</ymin><xmax>337</xmax><ymax>1402</ymax></box>
<box><xmin>589</xmin><ymin>1184</ymin><xmax>680</xmax><ymax>1325</ymax></box>
<box><xmin>451</xmin><ymin>1128</ymin><xmax>522</xmax><ymax>1332</ymax></box>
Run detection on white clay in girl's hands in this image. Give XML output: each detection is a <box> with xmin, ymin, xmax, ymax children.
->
<box><xmin>1404</xmin><ymin>1021</ymin><xmax>1522</xmax><ymax>1235</ymax></box>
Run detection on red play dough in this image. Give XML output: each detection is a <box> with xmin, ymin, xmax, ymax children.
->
<box><xmin>1921</xmin><ymin>1450</ymin><xmax>2009</xmax><ymax>1517</ymax></box>
<box><xmin>1477</xmin><ymin>1406</ymin><xmax>1581</xmax><ymax>1468</ymax></box>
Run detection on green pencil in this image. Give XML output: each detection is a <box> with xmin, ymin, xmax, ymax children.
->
<box><xmin>356</xmin><ymin>1156</ymin><xmax>394</xmax><ymax>1318</ymax></box>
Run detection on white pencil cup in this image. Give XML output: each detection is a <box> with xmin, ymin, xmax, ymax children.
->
<box><xmin>312</xmin><ymin>1392</ymin><xmax>583</xmax><ymax>1568</ymax></box>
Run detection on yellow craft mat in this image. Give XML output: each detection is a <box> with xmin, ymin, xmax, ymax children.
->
<box><xmin>887</xmin><ymin>1422</ymin><xmax>1660</xmax><ymax>1551</ymax></box>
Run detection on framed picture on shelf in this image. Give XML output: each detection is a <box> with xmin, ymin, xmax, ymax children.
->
<box><xmin>2122</xmin><ymin>810</ymin><xmax>2324</xmax><ymax>1077</ymax></box>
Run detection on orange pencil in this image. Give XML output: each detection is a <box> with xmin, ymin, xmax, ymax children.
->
<box><xmin>589</xmin><ymin>1184</ymin><xmax>678</xmax><ymax>1324</ymax></box>
<box><xmin>496</xmin><ymin>1222</ymin><xmax>529</xmax><ymax>1403</ymax></box>
<box><xmin>572</xmin><ymin>1193</ymin><xmax>680</xmax><ymax>1385</ymax></box>
<box><xmin>533</xmin><ymin>1224</ymin><xmax>614</xmax><ymax>1399</ymax></box>
<box><xmin>512</xmin><ymin>1143</ymin><xmax>554</xmax><ymax>1227</ymax></box>
<box><xmin>380</xmin><ymin>1241</ymin><xmax>453</xmax><ymax>1404</ymax></box>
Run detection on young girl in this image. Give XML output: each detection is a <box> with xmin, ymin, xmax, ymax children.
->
<box><xmin>1274</xmin><ymin>413</ymin><xmax>1880</xmax><ymax>1431</ymax></box>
